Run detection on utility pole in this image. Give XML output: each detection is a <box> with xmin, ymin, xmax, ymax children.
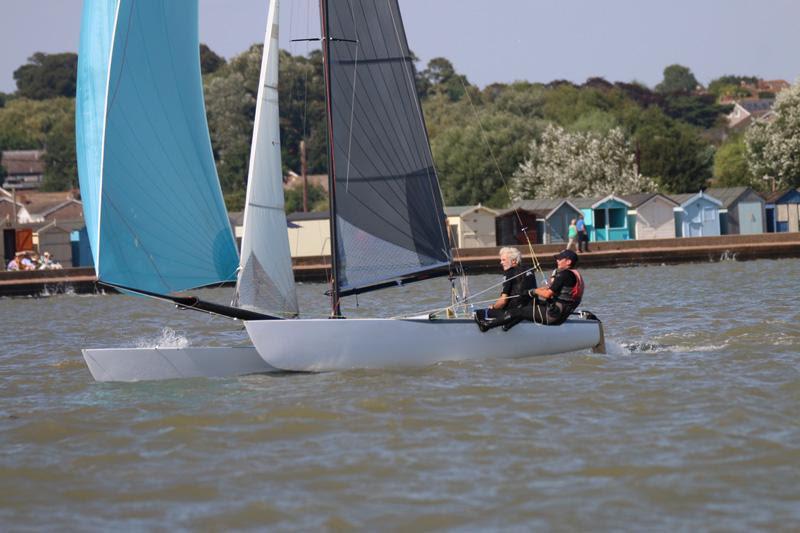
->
<box><xmin>301</xmin><ymin>140</ymin><xmax>308</xmax><ymax>212</ymax></box>
<box><xmin>11</xmin><ymin>186</ymin><xmax>17</xmax><ymax>228</ymax></box>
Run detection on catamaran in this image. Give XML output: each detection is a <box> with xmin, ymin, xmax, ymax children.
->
<box><xmin>77</xmin><ymin>0</ymin><xmax>604</xmax><ymax>381</ymax></box>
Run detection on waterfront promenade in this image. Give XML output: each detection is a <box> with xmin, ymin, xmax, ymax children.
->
<box><xmin>2</xmin><ymin>232</ymin><xmax>799</xmax><ymax>296</ymax></box>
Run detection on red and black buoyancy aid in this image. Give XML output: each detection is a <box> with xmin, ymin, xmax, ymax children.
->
<box><xmin>555</xmin><ymin>269</ymin><xmax>584</xmax><ymax>308</ymax></box>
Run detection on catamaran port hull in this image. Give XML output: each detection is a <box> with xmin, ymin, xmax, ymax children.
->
<box><xmin>82</xmin><ymin>347</ymin><xmax>277</xmax><ymax>382</ymax></box>
<box><xmin>246</xmin><ymin>317</ymin><xmax>604</xmax><ymax>372</ymax></box>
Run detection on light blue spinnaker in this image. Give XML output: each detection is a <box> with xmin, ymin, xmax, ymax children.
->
<box><xmin>76</xmin><ymin>0</ymin><xmax>239</xmax><ymax>294</ymax></box>
<box><xmin>76</xmin><ymin>0</ymin><xmax>116</xmax><ymax>270</ymax></box>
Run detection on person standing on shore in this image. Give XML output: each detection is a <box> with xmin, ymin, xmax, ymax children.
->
<box><xmin>576</xmin><ymin>214</ymin><xmax>590</xmax><ymax>252</ymax></box>
<box><xmin>567</xmin><ymin>219</ymin><xmax>578</xmax><ymax>251</ymax></box>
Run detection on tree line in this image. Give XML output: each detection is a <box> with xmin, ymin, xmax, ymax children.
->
<box><xmin>1</xmin><ymin>47</ymin><xmax>797</xmax><ymax>210</ymax></box>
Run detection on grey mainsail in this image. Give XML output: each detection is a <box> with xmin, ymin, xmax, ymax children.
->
<box><xmin>322</xmin><ymin>0</ymin><xmax>452</xmax><ymax>298</ymax></box>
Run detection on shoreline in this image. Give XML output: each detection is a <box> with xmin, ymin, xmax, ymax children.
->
<box><xmin>2</xmin><ymin>233</ymin><xmax>799</xmax><ymax>297</ymax></box>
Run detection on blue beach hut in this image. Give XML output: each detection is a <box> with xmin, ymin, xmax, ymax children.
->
<box><xmin>764</xmin><ymin>188</ymin><xmax>800</xmax><ymax>233</ymax></box>
<box><xmin>573</xmin><ymin>195</ymin><xmax>633</xmax><ymax>241</ymax></box>
<box><xmin>705</xmin><ymin>187</ymin><xmax>765</xmax><ymax>235</ymax></box>
<box><xmin>671</xmin><ymin>191</ymin><xmax>723</xmax><ymax>237</ymax></box>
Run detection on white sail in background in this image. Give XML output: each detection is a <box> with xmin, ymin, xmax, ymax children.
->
<box><xmin>234</xmin><ymin>0</ymin><xmax>299</xmax><ymax>317</ymax></box>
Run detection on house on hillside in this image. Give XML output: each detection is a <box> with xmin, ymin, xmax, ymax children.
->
<box><xmin>727</xmin><ymin>99</ymin><xmax>775</xmax><ymax>130</ymax></box>
<box><xmin>1</xmin><ymin>150</ymin><xmax>46</xmax><ymax>190</ymax></box>
<box><xmin>14</xmin><ymin>191</ymin><xmax>83</xmax><ymax>224</ymax></box>
<box><xmin>0</xmin><ymin>195</ymin><xmax>30</xmax><ymax>225</ymax></box>
<box><xmin>622</xmin><ymin>193</ymin><xmax>679</xmax><ymax>240</ymax></box>
<box><xmin>706</xmin><ymin>187</ymin><xmax>765</xmax><ymax>235</ymax></box>
<box><xmin>764</xmin><ymin>188</ymin><xmax>800</xmax><ymax>233</ymax></box>
<box><xmin>445</xmin><ymin>205</ymin><xmax>498</xmax><ymax>248</ymax></box>
<box><xmin>671</xmin><ymin>191</ymin><xmax>723</xmax><ymax>237</ymax></box>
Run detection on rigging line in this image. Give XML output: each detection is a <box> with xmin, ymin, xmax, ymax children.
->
<box><xmin>459</xmin><ymin>267</ymin><xmax>537</xmax><ymax>304</ymax></box>
<box><xmin>392</xmin><ymin>295</ymin><xmax>504</xmax><ymax>320</ymax></box>
<box><xmin>386</xmin><ymin>0</ymin><xmax>451</xmax><ymax>259</ymax></box>
<box><xmin>457</xmin><ymin>75</ymin><xmax>544</xmax><ymax>279</ymax></box>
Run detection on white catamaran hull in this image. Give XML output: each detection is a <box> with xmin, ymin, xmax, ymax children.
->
<box><xmin>82</xmin><ymin>347</ymin><xmax>277</xmax><ymax>382</ymax></box>
<box><xmin>246</xmin><ymin>318</ymin><xmax>604</xmax><ymax>372</ymax></box>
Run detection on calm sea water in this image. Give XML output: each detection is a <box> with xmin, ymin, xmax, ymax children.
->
<box><xmin>1</xmin><ymin>258</ymin><xmax>799</xmax><ymax>531</ymax></box>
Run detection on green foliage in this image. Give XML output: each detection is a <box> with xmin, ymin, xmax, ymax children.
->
<box><xmin>277</xmin><ymin>50</ymin><xmax>327</xmax><ymax>174</ymax></box>
<box><xmin>660</xmin><ymin>94</ymin><xmax>731</xmax><ymax>129</ymax></box>
<box><xmin>0</xmin><ymin>92</ymin><xmax>6</xmax><ymax>108</ymax></box>
<box><xmin>629</xmin><ymin>107</ymin><xmax>714</xmax><ymax>193</ymax></box>
<box><xmin>284</xmin><ymin>184</ymin><xmax>328</xmax><ymax>214</ymax></box>
<box><xmin>199</xmin><ymin>43</ymin><xmax>226</xmax><ymax>75</ymax></box>
<box><xmin>204</xmin><ymin>65</ymin><xmax>254</xmax><ymax>195</ymax></box>
<box><xmin>419</xmin><ymin>57</ymin><xmax>471</xmax><ymax>102</ymax></box>
<box><xmin>41</xmin><ymin>100</ymin><xmax>77</xmax><ymax>191</ymax></box>
<box><xmin>655</xmin><ymin>64</ymin><xmax>699</xmax><ymax>94</ymax></box>
<box><xmin>431</xmin><ymin>109</ymin><xmax>541</xmax><ymax>207</ymax></box>
<box><xmin>13</xmin><ymin>52</ymin><xmax>78</xmax><ymax>100</ymax></box>
<box><xmin>0</xmin><ymin>97</ymin><xmax>76</xmax><ymax>191</ymax></box>
<box><xmin>707</xmin><ymin>75</ymin><xmax>758</xmax><ymax>98</ymax></box>
<box><xmin>511</xmin><ymin>124</ymin><xmax>655</xmax><ymax>199</ymax></box>
<box><xmin>713</xmin><ymin>133</ymin><xmax>758</xmax><ymax>189</ymax></box>
<box><xmin>224</xmin><ymin>189</ymin><xmax>247</xmax><ymax>212</ymax></box>
<box><xmin>746</xmin><ymin>79</ymin><xmax>800</xmax><ymax>189</ymax></box>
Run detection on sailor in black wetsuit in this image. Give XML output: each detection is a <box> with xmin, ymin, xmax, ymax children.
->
<box><xmin>474</xmin><ymin>247</ymin><xmax>536</xmax><ymax>332</ymax></box>
<box><xmin>479</xmin><ymin>249</ymin><xmax>585</xmax><ymax>331</ymax></box>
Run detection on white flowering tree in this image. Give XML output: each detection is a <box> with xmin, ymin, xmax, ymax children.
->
<box><xmin>510</xmin><ymin>124</ymin><xmax>656</xmax><ymax>200</ymax></box>
<box><xmin>746</xmin><ymin>79</ymin><xmax>800</xmax><ymax>189</ymax></box>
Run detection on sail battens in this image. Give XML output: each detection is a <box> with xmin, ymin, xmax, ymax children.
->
<box><xmin>247</xmin><ymin>202</ymin><xmax>285</xmax><ymax>212</ymax></box>
<box><xmin>324</xmin><ymin>0</ymin><xmax>451</xmax><ymax>295</ymax></box>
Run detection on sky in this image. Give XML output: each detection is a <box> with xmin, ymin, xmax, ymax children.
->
<box><xmin>1</xmin><ymin>0</ymin><xmax>799</xmax><ymax>94</ymax></box>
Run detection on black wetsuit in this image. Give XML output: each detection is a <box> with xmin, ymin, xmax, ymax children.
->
<box><xmin>486</xmin><ymin>266</ymin><xmax>537</xmax><ymax>319</ymax></box>
<box><xmin>511</xmin><ymin>268</ymin><xmax>583</xmax><ymax>326</ymax></box>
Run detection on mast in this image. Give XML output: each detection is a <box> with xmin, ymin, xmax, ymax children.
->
<box><xmin>319</xmin><ymin>0</ymin><xmax>341</xmax><ymax>318</ymax></box>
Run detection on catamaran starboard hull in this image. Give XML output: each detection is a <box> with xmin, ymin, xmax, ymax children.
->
<box><xmin>246</xmin><ymin>318</ymin><xmax>604</xmax><ymax>372</ymax></box>
<box><xmin>82</xmin><ymin>347</ymin><xmax>278</xmax><ymax>382</ymax></box>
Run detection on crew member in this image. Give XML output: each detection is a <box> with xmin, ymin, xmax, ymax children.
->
<box><xmin>474</xmin><ymin>247</ymin><xmax>536</xmax><ymax>332</ymax></box>
<box><xmin>484</xmin><ymin>249</ymin><xmax>584</xmax><ymax>331</ymax></box>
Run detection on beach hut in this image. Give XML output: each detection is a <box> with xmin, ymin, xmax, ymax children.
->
<box><xmin>573</xmin><ymin>195</ymin><xmax>633</xmax><ymax>241</ymax></box>
<box><xmin>671</xmin><ymin>191</ymin><xmax>723</xmax><ymax>237</ymax></box>
<box><xmin>706</xmin><ymin>187</ymin><xmax>765</xmax><ymax>235</ymax></box>
<box><xmin>764</xmin><ymin>188</ymin><xmax>800</xmax><ymax>233</ymax></box>
<box><xmin>496</xmin><ymin>199</ymin><xmax>583</xmax><ymax>245</ymax></box>
<box><xmin>286</xmin><ymin>211</ymin><xmax>331</xmax><ymax>257</ymax></box>
<box><xmin>445</xmin><ymin>205</ymin><xmax>498</xmax><ymax>248</ymax></box>
<box><xmin>35</xmin><ymin>223</ymin><xmax>73</xmax><ymax>267</ymax></box>
<box><xmin>495</xmin><ymin>204</ymin><xmax>542</xmax><ymax>246</ymax></box>
<box><xmin>622</xmin><ymin>193</ymin><xmax>679</xmax><ymax>240</ymax></box>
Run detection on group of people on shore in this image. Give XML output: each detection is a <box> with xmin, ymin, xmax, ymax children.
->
<box><xmin>474</xmin><ymin>246</ymin><xmax>584</xmax><ymax>332</ymax></box>
<box><xmin>567</xmin><ymin>214</ymin><xmax>590</xmax><ymax>253</ymax></box>
<box><xmin>6</xmin><ymin>251</ymin><xmax>62</xmax><ymax>271</ymax></box>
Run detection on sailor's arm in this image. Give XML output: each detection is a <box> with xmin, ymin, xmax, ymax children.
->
<box><xmin>490</xmin><ymin>293</ymin><xmax>510</xmax><ymax>310</ymax></box>
<box><xmin>530</xmin><ymin>286</ymin><xmax>555</xmax><ymax>300</ymax></box>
